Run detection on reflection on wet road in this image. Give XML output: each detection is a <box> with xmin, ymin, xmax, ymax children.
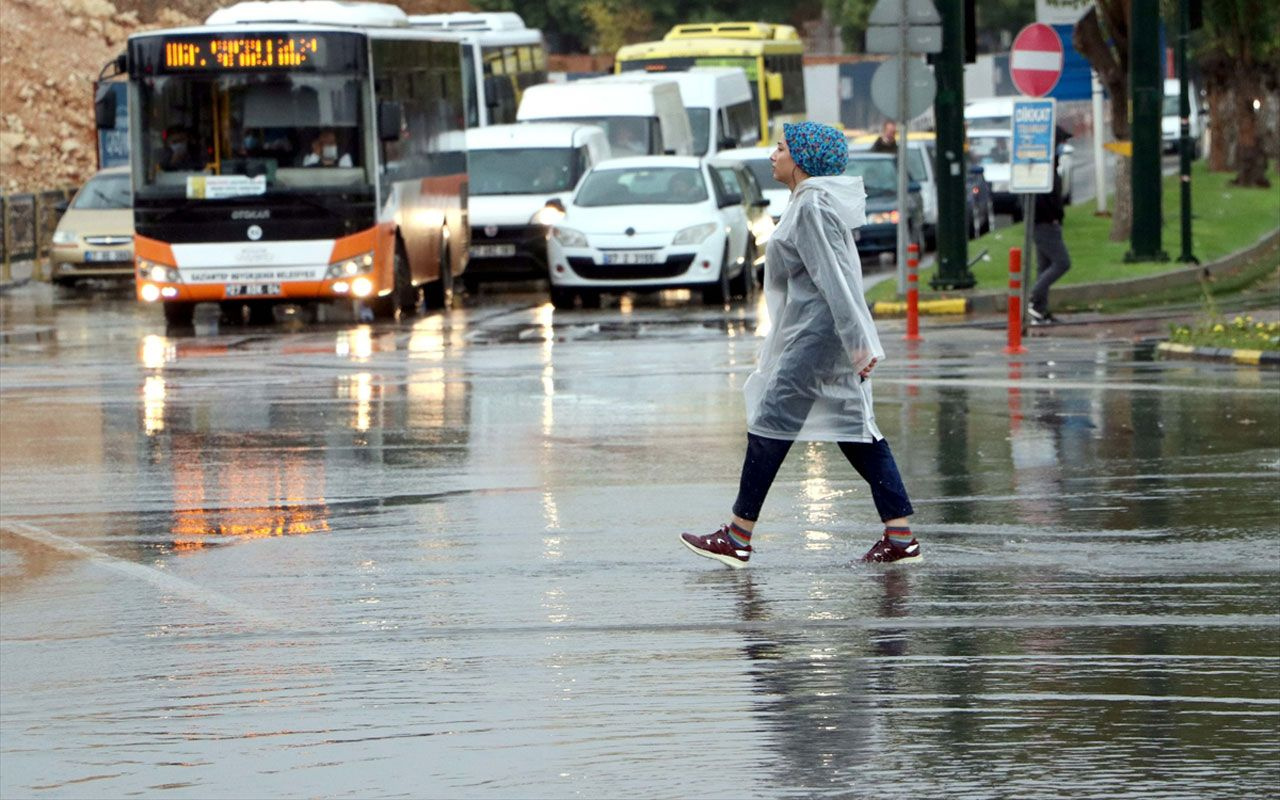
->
<box><xmin>2</xmin><ymin>291</ymin><xmax>1278</xmax><ymax>798</ymax></box>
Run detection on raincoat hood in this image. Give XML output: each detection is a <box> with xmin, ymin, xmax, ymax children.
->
<box><xmin>793</xmin><ymin>176</ymin><xmax>867</xmax><ymax>229</ymax></box>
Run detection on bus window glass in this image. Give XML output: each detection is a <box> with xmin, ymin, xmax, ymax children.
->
<box><xmin>137</xmin><ymin>73</ymin><xmax>365</xmax><ymax>191</ymax></box>
<box><xmin>469</xmin><ymin>148</ymin><xmax>576</xmax><ymax>195</ymax></box>
<box><xmin>460</xmin><ymin>43</ymin><xmax>479</xmax><ymax>128</ymax></box>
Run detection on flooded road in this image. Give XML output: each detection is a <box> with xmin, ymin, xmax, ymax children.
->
<box><xmin>2</xmin><ymin>286</ymin><xmax>1278</xmax><ymax>798</ymax></box>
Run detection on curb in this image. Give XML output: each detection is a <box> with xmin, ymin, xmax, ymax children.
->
<box><xmin>1155</xmin><ymin>341</ymin><xmax>1280</xmax><ymax>366</ymax></box>
<box><xmin>871</xmin><ymin>228</ymin><xmax>1280</xmax><ymax>314</ymax></box>
<box><xmin>0</xmin><ymin>325</ymin><xmax>56</xmax><ymax>345</ymax></box>
<box><xmin>872</xmin><ymin>298</ymin><xmax>968</xmax><ymax>316</ymax></box>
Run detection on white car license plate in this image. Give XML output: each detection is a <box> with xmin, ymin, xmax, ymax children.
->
<box><xmin>84</xmin><ymin>250</ymin><xmax>132</xmax><ymax>262</ymax></box>
<box><xmin>603</xmin><ymin>251</ymin><xmax>660</xmax><ymax>265</ymax></box>
<box><xmin>225</xmin><ymin>283</ymin><xmax>282</xmax><ymax>297</ymax></box>
<box><xmin>470</xmin><ymin>244</ymin><xmax>516</xmax><ymax>258</ymax></box>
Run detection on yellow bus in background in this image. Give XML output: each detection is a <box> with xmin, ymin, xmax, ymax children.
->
<box><xmin>614</xmin><ymin>22</ymin><xmax>806</xmax><ymax>147</ymax></box>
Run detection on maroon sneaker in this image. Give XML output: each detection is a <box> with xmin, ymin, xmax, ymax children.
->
<box><xmin>681</xmin><ymin>525</ymin><xmax>751</xmax><ymax>569</ymax></box>
<box><xmin>861</xmin><ymin>534</ymin><xmax>922</xmax><ymax>565</ymax></box>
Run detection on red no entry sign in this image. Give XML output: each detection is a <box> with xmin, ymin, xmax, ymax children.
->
<box><xmin>1010</xmin><ymin>23</ymin><xmax>1064</xmax><ymax>97</ymax></box>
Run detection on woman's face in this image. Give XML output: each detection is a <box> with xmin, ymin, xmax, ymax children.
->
<box><xmin>769</xmin><ymin>139</ymin><xmax>795</xmax><ymax>184</ymax></box>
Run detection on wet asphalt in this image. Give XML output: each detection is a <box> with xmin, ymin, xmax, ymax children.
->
<box><xmin>1</xmin><ymin>282</ymin><xmax>1277</xmax><ymax>798</ymax></box>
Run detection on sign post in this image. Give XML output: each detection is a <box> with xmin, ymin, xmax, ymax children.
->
<box><xmin>868</xmin><ymin>0</ymin><xmax>940</xmax><ymax>296</ymax></box>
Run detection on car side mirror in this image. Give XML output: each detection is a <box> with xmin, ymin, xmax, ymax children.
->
<box><xmin>719</xmin><ymin>192</ymin><xmax>743</xmax><ymax>208</ymax></box>
<box><xmin>377</xmin><ymin>101</ymin><xmax>402</xmax><ymax>142</ymax></box>
<box><xmin>1059</xmin><ymin>143</ymin><xmax>1075</xmax><ymax>155</ymax></box>
<box><xmin>718</xmin><ymin>137</ymin><xmax>736</xmax><ymax>151</ymax></box>
<box><xmin>907</xmin><ymin>181</ymin><xmax>921</xmax><ymax>193</ymax></box>
<box><xmin>93</xmin><ymin>85</ymin><xmax>116</xmax><ymax>130</ymax></box>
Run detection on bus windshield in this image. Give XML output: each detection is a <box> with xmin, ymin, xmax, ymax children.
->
<box><xmin>469</xmin><ymin>148</ymin><xmax>577</xmax><ymax>195</ymax></box>
<box><xmin>137</xmin><ymin>72</ymin><xmax>367</xmax><ymax>195</ymax></box>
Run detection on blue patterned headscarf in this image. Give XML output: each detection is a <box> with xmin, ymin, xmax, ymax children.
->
<box><xmin>783</xmin><ymin>122</ymin><xmax>848</xmax><ymax>177</ymax></box>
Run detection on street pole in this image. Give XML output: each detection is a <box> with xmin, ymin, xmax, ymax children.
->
<box><xmin>896</xmin><ymin>0</ymin><xmax>909</xmax><ymax>296</ymax></box>
<box><xmin>1091</xmin><ymin>69</ymin><xmax>1108</xmax><ymax>215</ymax></box>
<box><xmin>1177</xmin><ymin>0</ymin><xmax>1197</xmax><ymax>263</ymax></box>
<box><xmin>1126</xmin><ymin>0</ymin><xmax>1168</xmax><ymax>262</ymax></box>
<box><xmin>929</xmin><ymin>0</ymin><xmax>973</xmax><ymax>289</ymax></box>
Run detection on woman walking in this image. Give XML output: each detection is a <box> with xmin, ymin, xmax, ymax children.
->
<box><xmin>680</xmin><ymin>122</ymin><xmax>919</xmax><ymax>568</ymax></box>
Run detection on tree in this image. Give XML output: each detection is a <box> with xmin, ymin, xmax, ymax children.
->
<box><xmin>1196</xmin><ymin>0</ymin><xmax>1277</xmax><ymax>187</ymax></box>
<box><xmin>1074</xmin><ymin>0</ymin><xmax>1133</xmax><ymax>241</ymax></box>
<box><xmin>580</xmin><ymin>0</ymin><xmax>656</xmax><ymax>54</ymax></box>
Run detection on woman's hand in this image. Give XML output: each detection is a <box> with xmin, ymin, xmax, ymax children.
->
<box><xmin>859</xmin><ymin>357</ymin><xmax>878</xmax><ymax>379</ymax></box>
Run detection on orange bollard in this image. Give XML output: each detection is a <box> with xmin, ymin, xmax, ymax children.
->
<box><xmin>904</xmin><ymin>242</ymin><xmax>921</xmax><ymax>341</ymax></box>
<box><xmin>1005</xmin><ymin>247</ymin><xmax>1026</xmax><ymax>354</ymax></box>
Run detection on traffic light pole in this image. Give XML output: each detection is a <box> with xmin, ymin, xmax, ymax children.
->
<box><xmin>1126</xmin><ymin>0</ymin><xmax>1168</xmax><ymax>262</ymax></box>
<box><xmin>1177</xmin><ymin>0</ymin><xmax>1198</xmax><ymax>263</ymax></box>
<box><xmin>929</xmin><ymin>0</ymin><xmax>974</xmax><ymax>289</ymax></box>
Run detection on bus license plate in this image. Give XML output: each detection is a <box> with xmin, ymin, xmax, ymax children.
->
<box><xmin>225</xmin><ymin>283</ymin><xmax>282</xmax><ymax>297</ymax></box>
<box><xmin>470</xmin><ymin>244</ymin><xmax>515</xmax><ymax>258</ymax></box>
<box><xmin>603</xmin><ymin>251</ymin><xmax>660</xmax><ymax>265</ymax></box>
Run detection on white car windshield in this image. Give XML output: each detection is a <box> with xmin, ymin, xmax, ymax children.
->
<box><xmin>576</xmin><ymin>167</ymin><xmax>708</xmax><ymax>207</ymax></box>
<box><xmin>72</xmin><ymin>174</ymin><xmax>132</xmax><ymax>210</ymax></box>
<box><xmin>968</xmin><ymin>135</ymin><xmax>1011</xmax><ymax>167</ymax></box>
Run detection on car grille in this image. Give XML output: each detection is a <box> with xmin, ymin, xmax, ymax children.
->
<box><xmin>83</xmin><ymin>235</ymin><xmax>133</xmax><ymax>246</ymax></box>
<box><xmin>567</xmin><ymin>255</ymin><xmax>695</xmax><ymax>280</ymax></box>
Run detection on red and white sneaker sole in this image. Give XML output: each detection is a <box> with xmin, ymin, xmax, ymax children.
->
<box><xmin>680</xmin><ymin>536</ymin><xmax>750</xmax><ymax>569</ymax></box>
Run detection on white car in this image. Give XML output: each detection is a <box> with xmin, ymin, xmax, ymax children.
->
<box><xmin>967</xmin><ymin>127</ymin><xmax>1074</xmax><ymax>220</ymax></box>
<box><xmin>546</xmin><ymin>156</ymin><xmax>755</xmax><ymax>308</ymax></box>
<box><xmin>700</xmin><ymin>145</ymin><xmax>790</xmax><ymax>221</ymax></box>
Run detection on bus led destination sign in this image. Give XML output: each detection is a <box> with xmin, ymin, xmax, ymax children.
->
<box><xmin>164</xmin><ymin>36</ymin><xmax>321</xmax><ymax>69</ymax></box>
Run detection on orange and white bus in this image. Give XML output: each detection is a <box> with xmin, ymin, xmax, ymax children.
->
<box><xmin>117</xmin><ymin>1</ymin><xmax>469</xmax><ymax>325</ymax></box>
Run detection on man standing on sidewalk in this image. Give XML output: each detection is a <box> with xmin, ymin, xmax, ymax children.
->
<box><xmin>870</xmin><ymin>120</ymin><xmax>897</xmax><ymax>153</ymax></box>
<box><xmin>1028</xmin><ymin>127</ymin><xmax>1073</xmax><ymax>324</ymax></box>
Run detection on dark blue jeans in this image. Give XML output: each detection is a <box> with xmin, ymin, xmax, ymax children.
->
<box><xmin>732</xmin><ymin>433</ymin><xmax>914</xmax><ymax>523</ymax></box>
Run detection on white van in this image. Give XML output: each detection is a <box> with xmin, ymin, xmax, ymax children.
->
<box><xmin>965</xmin><ymin>96</ymin><xmax>1075</xmax><ymax>206</ymax></box>
<box><xmin>516</xmin><ymin>77</ymin><xmax>695</xmax><ymax>157</ymax></box>
<box><xmin>623</xmin><ymin>68</ymin><xmax>757</xmax><ymax>156</ymax></box>
<box><xmin>1163</xmin><ymin>77</ymin><xmax>1204</xmax><ymax>155</ymax></box>
<box><xmin>464</xmin><ymin>122</ymin><xmax>611</xmax><ymax>289</ymax></box>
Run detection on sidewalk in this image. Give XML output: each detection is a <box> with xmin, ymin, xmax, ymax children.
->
<box><xmin>0</xmin><ymin>259</ymin><xmax>39</xmax><ymax>293</ymax></box>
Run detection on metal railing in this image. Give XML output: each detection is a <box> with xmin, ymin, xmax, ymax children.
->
<box><xmin>1</xmin><ymin>188</ymin><xmax>76</xmax><ymax>282</ymax></box>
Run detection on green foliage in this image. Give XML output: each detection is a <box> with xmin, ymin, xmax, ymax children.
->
<box><xmin>1169</xmin><ymin>314</ymin><xmax>1280</xmax><ymax>350</ymax></box>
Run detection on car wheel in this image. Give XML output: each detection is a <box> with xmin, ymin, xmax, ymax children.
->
<box><xmin>247</xmin><ymin>300</ymin><xmax>275</xmax><ymax>326</ymax></box>
<box><xmin>392</xmin><ymin>240</ymin><xmax>419</xmax><ymax>317</ymax></box>
<box><xmin>549</xmin><ymin>286</ymin><xmax>575</xmax><ymax>310</ymax></box>
<box><xmin>423</xmin><ymin>240</ymin><xmax>452</xmax><ymax>311</ymax></box>
<box><xmin>701</xmin><ymin>242</ymin><xmax>732</xmax><ymax>306</ymax></box>
<box><xmin>728</xmin><ymin>240</ymin><xmax>755</xmax><ymax>300</ymax></box>
<box><xmin>163</xmin><ymin>301</ymin><xmax>194</xmax><ymax>327</ymax></box>
<box><xmin>579</xmin><ymin>289</ymin><xmax>603</xmax><ymax>309</ymax></box>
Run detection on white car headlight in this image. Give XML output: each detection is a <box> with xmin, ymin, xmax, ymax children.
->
<box><xmin>672</xmin><ymin>222</ymin><xmax>718</xmax><ymax>245</ymax></box>
<box><xmin>325</xmin><ymin>251</ymin><xmax>374</xmax><ymax>279</ymax></box>
<box><xmin>531</xmin><ymin>204</ymin><xmax>566</xmax><ymax>226</ymax></box>
<box><xmin>552</xmin><ymin>226</ymin><xmax>587</xmax><ymax>248</ymax></box>
<box><xmin>52</xmin><ymin>230</ymin><xmax>78</xmax><ymax>245</ymax></box>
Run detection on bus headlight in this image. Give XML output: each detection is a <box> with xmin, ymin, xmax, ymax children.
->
<box><xmin>350</xmin><ymin>276</ymin><xmax>374</xmax><ymax>297</ymax></box>
<box><xmin>672</xmin><ymin>222</ymin><xmax>718</xmax><ymax>245</ymax></box>
<box><xmin>140</xmin><ymin>283</ymin><xmax>161</xmax><ymax>303</ymax></box>
<box><xmin>137</xmin><ymin>259</ymin><xmax>181</xmax><ymax>283</ymax></box>
<box><xmin>326</xmin><ymin>252</ymin><xmax>374</xmax><ymax>279</ymax></box>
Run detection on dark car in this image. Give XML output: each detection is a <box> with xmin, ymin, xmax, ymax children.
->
<box><xmin>967</xmin><ymin>164</ymin><xmax>996</xmax><ymax>238</ymax></box>
<box><xmin>843</xmin><ymin>152</ymin><xmax>925</xmax><ymax>262</ymax></box>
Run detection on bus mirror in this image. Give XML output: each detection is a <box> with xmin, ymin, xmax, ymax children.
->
<box><xmin>765</xmin><ymin>72</ymin><xmax>784</xmax><ymax>102</ymax></box>
<box><xmin>377</xmin><ymin>101</ymin><xmax>402</xmax><ymax>142</ymax></box>
<box><xmin>94</xmin><ymin>85</ymin><xmax>116</xmax><ymax>130</ymax></box>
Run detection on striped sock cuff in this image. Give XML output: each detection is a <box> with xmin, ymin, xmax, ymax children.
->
<box><xmin>885</xmin><ymin>526</ymin><xmax>913</xmax><ymax>545</ymax></box>
<box><xmin>728</xmin><ymin>522</ymin><xmax>752</xmax><ymax>548</ymax></box>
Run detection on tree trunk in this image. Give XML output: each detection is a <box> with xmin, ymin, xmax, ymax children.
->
<box><xmin>1206</xmin><ymin>78</ymin><xmax>1232</xmax><ymax>171</ymax></box>
<box><xmin>1074</xmin><ymin>4</ymin><xmax>1132</xmax><ymax>241</ymax></box>
<box><xmin>1232</xmin><ymin>72</ymin><xmax>1272</xmax><ymax>187</ymax></box>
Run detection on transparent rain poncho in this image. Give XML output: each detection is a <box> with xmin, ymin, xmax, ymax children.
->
<box><xmin>743</xmin><ymin>176</ymin><xmax>886</xmax><ymax>442</ymax></box>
